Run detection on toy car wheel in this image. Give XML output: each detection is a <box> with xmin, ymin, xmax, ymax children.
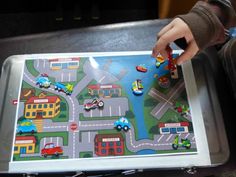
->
<box><xmin>55</xmin><ymin>152</ymin><xmax>59</xmax><ymax>157</ymax></box>
<box><xmin>39</xmin><ymin>83</ymin><xmax>43</xmax><ymax>88</ymax></box>
<box><xmin>54</xmin><ymin>86</ymin><xmax>58</xmax><ymax>90</ymax></box>
<box><xmin>98</xmin><ymin>101</ymin><xmax>104</xmax><ymax>108</ymax></box>
<box><xmin>31</xmin><ymin>130</ymin><xmax>35</xmax><ymax>134</ymax></box>
<box><xmin>123</xmin><ymin>126</ymin><xmax>129</xmax><ymax>131</ymax></box>
<box><xmin>116</xmin><ymin>125</ymin><xmax>122</xmax><ymax>131</ymax></box>
<box><xmin>185</xmin><ymin>144</ymin><xmax>191</xmax><ymax>149</ymax></box>
<box><xmin>43</xmin><ymin>154</ymin><xmax>47</xmax><ymax>158</ymax></box>
<box><xmin>18</xmin><ymin>131</ymin><xmax>22</xmax><ymax>135</ymax></box>
<box><xmin>172</xmin><ymin>144</ymin><xmax>178</xmax><ymax>150</ymax></box>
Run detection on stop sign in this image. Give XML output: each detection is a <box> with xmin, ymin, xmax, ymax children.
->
<box><xmin>70</xmin><ymin>122</ymin><xmax>78</xmax><ymax>131</ymax></box>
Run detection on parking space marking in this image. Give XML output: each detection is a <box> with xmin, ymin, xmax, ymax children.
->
<box><xmin>61</xmin><ymin>73</ymin><xmax>64</xmax><ymax>82</ymax></box>
<box><xmin>43</xmin><ymin>60</ymin><xmax>46</xmax><ymax>68</ymax></box>
<box><xmin>100</xmin><ymin>110</ymin><xmax>102</xmax><ymax>117</ymax></box>
<box><xmin>44</xmin><ymin>138</ymin><xmax>46</xmax><ymax>146</ymax></box>
<box><xmin>88</xmin><ymin>132</ymin><xmax>91</xmax><ymax>143</ymax></box>
<box><xmin>109</xmin><ymin>106</ymin><xmax>112</xmax><ymax>116</ymax></box>
<box><xmin>36</xmin><ymin>60</ymin><xmax>39</xmax><ymax>68</ymax></box>
<box><xmin>56</xmin><ymin>137</ymin><xmax>59</xmax><ymax>146</ymax></box>
<box><xmin>119</xmin><ymin>106</ymin><xmax>121</xmax><ymax>116</ymax></box>
<box><xmin>68</xmin><ymin>73</ymin><xmax>71</xmax><ymax>82</ymax></box>
<box><xmin>166</xmin><ymin>134</ymin><xmax>173</xmax><ymax>142</ymax></box>
<box><xmin>98</xmin><ymin>76</ymin><xmax>106</xmax><ymax>83</ymax></box>
<box><xmin>184</xmin><ymin>133</ymin><xmax>190</xmax><ymax>139</ymax></box>
<box><xmin>90</xmin><ymin>110</ymin><xmax>93</xmax><ymax>117</ymax></box>
<box><xmin>157</xmin><ymin>134</ymin><xmax>164</xmax><ymax>142</ymax></box>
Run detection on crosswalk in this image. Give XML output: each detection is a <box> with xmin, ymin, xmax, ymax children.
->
<box><xmin>33</xmin><ymin>119</ymin><xmax>43</xmax><ymax>132</ymax></box>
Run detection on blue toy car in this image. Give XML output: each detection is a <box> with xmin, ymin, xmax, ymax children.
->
<box><xmin>36</xmin><ymin>74</ymin><xmax>51</xmax><ymax>88</ymax></box>
<box><xmin>54</xmin><ymin>82</ymin><xmax>74</xmax><ymax>95</ymax></box>
<box><xmin>17</xmin><ymin>120</ymin><xmax>37</xmax><ymax>134</ymax></box>
<box><xmin>114</xmin><ymin>117</ymin><xmax>131</xmax><ymax>131</ymax></box>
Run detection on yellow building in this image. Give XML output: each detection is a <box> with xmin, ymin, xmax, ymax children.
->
<box><xmin>24</xmin><ymin>92</ymin><xmax>61</xmax><ymax>119</ymax></box>
<box><xmin>49</xmin><ymin>58</ymin><xmax>80</xmax><ymax>70</ymax></box>
<box><xmin>14</xmin><ymin>136</ymin><xmax>36</xmax><ymax>154</ymax></box>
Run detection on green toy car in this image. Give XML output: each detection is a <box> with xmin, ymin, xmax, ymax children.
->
<box><xmin>172</xmin><ymin>135</ymin><xmax>191</xmax><ymax>150</ymax></box>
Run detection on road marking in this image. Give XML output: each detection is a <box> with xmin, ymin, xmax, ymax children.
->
<box><xmin>109</xmin><ymin>106</ymin><xmax>112</xmax><ymax>116</ymax></box>
<box><xmin>98</xmin><ymin>76</ymin><xmax>106</xmax><ymax>83</ymax></box>
<box><xmin>44</xmin><ymin>138</ymin><xmax>46</xmax><ymax>146</ymax></box>
<box><xmin>24</xmin><ymin>72</ymin><xmax>36</xmax><ymax>84</ymax></box>
<box><xmin>61</xmin><ymin>73</ymin><xmax>64</xmax><ymax>82</ymax></box>
<box><xmin>50</xmin><ymin>137</ymin><xmax>52</xmax><ymax>142</ymax></box>
<box><xmin>68</xmin><ymin>96</ymin><xmax>75</xmax><ymax>122</ymax></box>
<box><xmin>80</xmin><ymin>123</ymin><xmax>113</xmax><ymax>127</ymax></box>
<box><xmin>184</xmin><ymin>133</ymin><xmax>190</xmax><ymax>139</ymax></box>
<box><xmin>192</xmin><ymin>136</ymin><xmax>195</xmax><ymax>140</ymax></box>
<box><xmin>150</xmin><ymin>89</ymin><xmax>172</xmax><ymax>104</ymax></box>
<box><xmin>119</xmin><ymin>106</ymin><xmax>121</xmax><ymax>116</ymax></box>
<box><xmin>166</xmin><ymin>134</ymin><xmax>173</xmax><ymax>142</ymax></box>
<box><xmin>57</xmin><ymin>137</ymin><xmax>59</xmax><ymax>146</ymax></box>
<box><xmin>73</xmin><ymin>132</ymin><xmax>76</xmax><ymax>158</ymax></box>
<box><xmin>43</xmin><ymin>60</ymin><xmax>46</xmax><ymax>68</ymax></box>
<box><xmin>100</xmin><ymin>110</ymin><xmax>102</xmax><ymax>117</ymax></box>
<box><xmin>36</xmin><ymin>60</ymin><xmax>39</xmax><ymax>68</ymax></box>
<box><xmin>88</xmin><ymin>132</ymin><xmax>91</xmax><ymax>143</ymax></box>
<box><xmin>68</xmin><ymin>73</ymin><xmax>71</xmax><ymax>82</ymax></box>
<box><xmin>67</xmin><ymin>126</ymin><xmax>69</xmax><ymax>131</ymax></box>
<box><xmin>157</xmin><ymin>134</ymin><xmax>164</xmax><ymax>142</ymax></box>
<box><xmin>90</xmin><ymin>110</ymin><xmax>93</xmax><ymax>117</ymax></box>
<box><xmin>43</xmin><ymin>126</ymin><xmax>67</xmax><ymax>129</ymax></box>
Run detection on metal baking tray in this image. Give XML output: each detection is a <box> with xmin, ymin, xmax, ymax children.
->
<box><xmin>0</xmin><ymin>51</ymin><xmax>229</xmax><ymax>173</ymax></box>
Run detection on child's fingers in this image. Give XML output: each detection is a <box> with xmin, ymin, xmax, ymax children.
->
<box><xmin>176</xmin><ymin>42</ymin><xmax>199</xmax><ymax>65</ymax></box>
<box><xmin>157</xmin><ymin>23</ymin><xmax>174</xmax><ymax>39</ymax></box>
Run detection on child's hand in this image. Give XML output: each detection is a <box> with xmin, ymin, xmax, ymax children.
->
<box><xmin>152</xmin><ymin>18</ymin><xmax>199</xmax><ymax>65</ymax></box>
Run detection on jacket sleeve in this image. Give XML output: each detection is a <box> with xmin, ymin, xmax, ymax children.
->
<box><xmin>176</xmin><ymin>0</ymin><xmax>236</xmax><ymax>50</ymax></box>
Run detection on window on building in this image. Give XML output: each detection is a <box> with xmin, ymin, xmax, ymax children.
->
<box><xmin>14</xmin><ymin>146</ymin><xmax>18</xmax><ymax>151</ymax></box>
<box><xmin>44</xmin><ymin>104</ymin><xmax>47</xmax><ymax>108</ymax></box>
<box><xmin>32</xmin><ymin>112</ymin><xmax>36</xmax><ymax>116</ymax></box>
<box><xmin>52</xmin><ymin>63</ymin><xmax>61</xmax><ymax>67</ymax></box>
<box><xmin>33</xmin><ymin>105</ymin><xmax>36</xmax><ymax>109</ymax></box>
<box><xmin>26</xmin><ymin>112</ymin><xmax>30</xmax><ymax>117</ymax></box>
<box><xmin>117</xmin><ymin>148</ymin><xmax>122</xmax><ymax>153</ymax></box>
<box><xmin>109</xmin><ymin>142</ymin><xmax>114</xmax><ymax>147</ymax></box>
<box><xmin>43</xmin><ymin>112</ymin><xmax>46</xmax><ymax>116</ymax></box>
<box><xmin>27</xmin><ymin>105</ymin><xmax>31</xmax><ymax>109</ymax></box>
<box><xmin>38</xmin><ymin>104</ymin><xmax>42</xmax><ymax>108</ymax></box>
<box><xmin>50</xmin><ymin>104</ymin><xmax>53</xmax><ymax>108</ymax></box>
<box><xmin>49</xmin><ymin>111</ymin><xmax>52</xmax><ymax>115</ymax></box>
<box><xmin>116</xmin><ymin>142</ymin><xmax>121</xmax><ymax>146</ymax></box>
<box><xmin>101</xmin><ymin>149</ymin><xmax>106</xmax><ymax>154</ymax></box>
<box><xmin>28</xmin><ymin>146</ymin><xmax>33</xmax><ymax>151</ymax></box>
<box><xmin>102</xmin><ymin>142</ymin><xmax>106</xmax><ymax>147</ymax></box>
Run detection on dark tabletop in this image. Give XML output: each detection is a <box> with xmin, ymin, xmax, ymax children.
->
<box><xmin>0</xmin><ymin>19</ymin><xmax>235</xmax><ymax>177</ymax></box>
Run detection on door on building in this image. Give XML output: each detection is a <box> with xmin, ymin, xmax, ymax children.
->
<box><xmin>20</xmin><ymin>147</ymin><xmax>26</xmax><ymax>154</ymax></box>
<box><xmin>62</xmin><ymin>63</ymin><xmax>68</xmax><ymax>69</ymax></box>
<box><xmin>36</xmin><ymin>111</ymin><xmax>43</xmax><ymax>119</ymax></box>
<box><xmin>170</xmin><ymin>128</ymin><xmax>177</xmax><ymax>134</ymax></box>
<box><xmin>108</xmin><ymin>148</ymin><xmax>115</xmax><ymax>156</ymax></box>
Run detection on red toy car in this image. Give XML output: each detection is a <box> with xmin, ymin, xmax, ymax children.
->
<box><xmin>84</xmin><ymin>98</ymin><xmax>104</xmax><ymax>111</ymax></box>
<box><xmin>136</xmin><ymin>65</ymin><xmax>147</xmax><ymax>72</ymax></box>
<box><xmin>41</xmin><ymin>143</ymin><xmax>63</xmax><ymax>158</ymax></box>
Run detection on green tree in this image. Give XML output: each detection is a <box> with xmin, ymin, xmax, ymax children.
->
<box><xmin>125</xmin><ymin>110</ymin><xmax>135</xmax><ymax>119</ymax></box>
<box><xmin>60</xmin><ymin>102</ymin><xmax>67</xmax><ymax>111</ymax></box>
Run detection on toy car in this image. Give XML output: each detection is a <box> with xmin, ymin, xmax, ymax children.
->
<box><xmin>156</xmin><ymin>55</ymin><xmax>165</xmax><ymax>68</ymax></box>
<box><xmin>136</xmin><ymin>64</ymin><xmax>147</xmax><ymax>72</ymax></box>
<box><xmin>16</xmin><ymin>120</ymin><xmax>37</xmax><ymax>134</ymax></box>
<box><xmin>114</xmin><ymin>117</ymin><xmax>131</xmax><ymax>131</ymax></box>
<box><xmin>54</xmin><ymin>82</ymin><xmax>73</xmax><ymax>95</ymax></box>
<box><xmin>132</xmin><ymin>79</ymin><xmax>144</xmax><ymax>95</ymax></box>
<box><xmin>84</xmin><ymin>98</ymin><xmax>104</xmax><ymax>111</ymax></box>
<box><xmin>41</xmin><ymin>143</ymin><xmax>63</xmax><ymax>158</ymax></box>
<box><xmin>36</xmin><ymin>75</ymin><xmax>51</xmax><ymax>88</ymax></box>
<box><xmin>172</xmin><ymin>135</ymin><xmax>191</xmax><ymax>150</ymax></box>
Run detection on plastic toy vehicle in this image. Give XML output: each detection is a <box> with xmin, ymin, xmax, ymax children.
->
<box><xmin>16</xmin><ymin>120</ymin><xmax>37</xmax><ymax>134</ymax></box>
<box><xmin>54</xmin><ymin>82</ymin><xmax>73</xmax><ymax>95</ymax></box>
<box><xmin>158</xmin><ymin>76</ymin><xmax>170</xmax><ymax>89</ymax></box>
<box><xmin>41</xmin><ymin>143</ymin><xmax>63</xmax><ymax>158</ymax></box>
<box><xmin>132</xmin><ymin>79</ymin><xmax>144</xmax><ymax>95</ymax></box>
<box><xmin>172</xmin><ymin>135</ymin><xmax>191</xmax><ymax>150</ymax></box>
<box><xmin>114</xmin><ymin>117</ymin><xmax>131</xmax><ymax>131</ymax></box>
<box><xmin>84</xmin><ymin>98</ymin><xmax>104</xmax><ymax>111</ymax></box>
<box><xmin>36</xmin><ymin>75</ymin><xmax>51</xmax><ymax>88</ymax></box>
<box><xmin>136</xmin><ymin>64</ymin><xmax>147</xmax><ymax>72</ymax></box>
<box><xmin>156</xmin><ymin>55</ymin><xmax>165</xmax><ymax>68</ymax></box>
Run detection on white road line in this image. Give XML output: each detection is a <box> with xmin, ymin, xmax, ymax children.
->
<box><xmin>88</xmin><ymin>132</ymin><xmax>91</xmax><ymax>143</ymax></box>
<box><xmin>24</xmin><ymin>72</ymin><xmax>36</xmax><ymax>84</ymax></box>
<box><xmin>80</xmin><ymin>123</ymin><xmax>113</xmax><ymax>127</ymax></box>
<box><xmin>109</xmin><ymin>106</ymin><xmax>112</xmax><ymax>116</ymax></box>
<box><xmin>68</xmin><ymin>96</ymin><xmax>75</xmax><ymax>122</ymax></box>
<box><xmin>192</xmin><ymin>136</ymin><xmax>195</xmax><ymax>140</ymax></box>
<box><xmin>61</xmin><ymin>73</ymin><xmax>64</xmax><ymax>82</ymax></box>
<box><xmin>36</xmin><ymin>60</ymin><xmax>39</xmax><ymax>68</ymax></box>
<box><xmin>119</xmin><ymin>106</ymin><xmax>121</xmax><ymax>116</ymax></box>
<box><xmin>184</xmin><ymin>133</ymin><xmax>190</xmax><ymax>139</ymax></box>
<box><xmin>43</xmin><ymin>60</ymin><xmax>46</xmax><ymax>68</ymax></box>
<box><xmin>43</xmin><ymin>126</ymin><xmax>67</xmax><ymax>129</ymax></box>
<box><xmin>150</xmin><ymin>90</ymin><xmax>171</xmax><ymax>104</ymax></box>
<box><xmin>157</xmin><ymin>134</ymin><xmax>164</xmax><ymax>142</ymax></box>
<box><xmin>68</xmin><ymin>73</ymin><xmax>71</xmax><ymax>82</ymax></box>
<box><xmin>50</xmin><ymin>137</ymin><xmax>52</xmax><ymax>142</ymax></box>
<box><xmin>100</xmin><ymin>110</ymin><xmax>102</xmax><ymax>117</ymax></box>
<box><xmin>44</xmin><ymin>138</ymin><xmax>46</xmax><ymax>146</ymax></box>
<box><xmin>166</xmin><ymin>134</ymin><xmax>173</xmax><ymax>142</ymax></box>
<box><xmin>98</xmin><ymin>76</ymin><xmax>106</xmax><ymax>83</ymax></box>
<box><xmin>57</xmin><ymin>137</ymin><xmax>59</xmax><ymax>146</ymax></box>
<box><xmin>73</xmin><ymin>132</ymin><xmax>76</xmax><ymax>158</ymax></box>
<box><xmin>90</xmin><ymin>110</ymin><xmax>93</xmax><ymax>117</ymax></box>
<box><xmin>67</xmin><ymin>126</ymin><xmax>69</xmax><ymax>131</ymax></box>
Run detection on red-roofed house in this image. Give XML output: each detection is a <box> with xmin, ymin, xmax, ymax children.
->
<box><xmin>24</xmin><ymin>92</ymin><xmax>61</xmax><ymax>119</ymax></box>
<box><xmin>14</xmin><ymin>136</ymin><xmax>37</xmax><ymax>154</ymax></box>
<box><xmin>87</xmin><ymin>84</ymin><xmax>122</xmax><ymax>98</ymax></box>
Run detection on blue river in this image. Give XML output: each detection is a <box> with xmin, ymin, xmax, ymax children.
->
<box><xmin>94</xmin><ymin>54</ymin><xmax>169</xmax><ymax>154</ymax></box>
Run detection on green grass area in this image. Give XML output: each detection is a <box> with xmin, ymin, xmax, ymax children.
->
<box><xmin>159</xmin><ymin>109</ymin><xmax>189</xmax><ymax>123</ymax></box>
<box><xmin>157</xmin><ymin>148</ymin><xmax>197</xmax><ymax>154</ymax></box>
<box><xmin>97</xmin><ymin>129</ymin><xmax>135</xmax><ymax>156</ymax></box>
<box><xmin>79</xmin><ymin>151</ymin><xmax>93</xmax><ymax>158</ymax></box>
<box><xmin>26</xmin><ymin>60</ymin><xmax>40</xmax><ymax>77</ymax></box>
<box><xmin>13</xmin><ymin>154</ymin><xmax>68</xmax><ymax>161</ymax></box>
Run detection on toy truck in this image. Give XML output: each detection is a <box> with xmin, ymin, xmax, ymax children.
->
<box><xmin>54</xmin><ymin>82</ymin><xmax>73</xmax><ymax>95</ymax></box>
<box><xmin>41</xmin><ymin>143</ymin><xmax>63</xmax><ymax>158</ymax></box>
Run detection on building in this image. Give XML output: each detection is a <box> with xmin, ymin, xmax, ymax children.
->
<box><xmin>14</xmin><ymin>136</ymin><xmax>36</xmax><ymax>154</ymax></box>
<box><xmin>49</xmin><ymin>57</ymin><xmax>80</xmax><ymax>70</ymax></box>
<box><xmin>87</xmin><ymin>84</ymin><xmax>122</xmax><ymax>98</ymax></box>
<box><xmin>24</xmin><ymin>92</ymin><xmax>60</xmax><ymax>119</ymax></box>
<box><xmin>159</xmin><ymin>122</ymin><xmax>189</xmax><ymax>134</ymax></box>
<box><xmin>94</xmin><ymin>134</ymin><xmax>124</xmax><ymax>156</ymax></box>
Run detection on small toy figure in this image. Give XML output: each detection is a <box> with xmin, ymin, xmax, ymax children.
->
<box><xmin>172</xmin><ymin>135</ymin><xmax>191</xmax><ymax>150</ymax></box>
<box><xmin>168</xmin><ymin>51</ymin><xmax>178</xmax><ymax>79</ymax></box>
<box><xmin>41</xmin><ymin>143</ymin><xmax>63</xmax><ymax>158</ymax></box>
<box><xmin>84</xmin><ymin>98</ymin><xmax>104</xmax><ymax>111</ymax></box>
<box><xmin>158</xmin><ymin>76</ymin><xmax>170</xmax><ymax>89</ymax></box>
<box><xmin>54</xmin><ymin>82</ymin><xmax>74</xmax><ymax>95</ymax></box>
<box><xmin>132</xmin><ymin>79</ymin><xmax>144</xmax><ymax>95</ymax></box>
<box><xmin>155</xmin><ymin>55</ymin><xmax>165</xmax><ymax>68</ymax></box>
<box><xmin>16</xmin><ymin>120</ymin><xmax>37</xmax><ymax>134</ymax></box>
<box><xmin>136</xmin><ymin>64</ymin><xmax>147</xmax><ymax>72</ymax></box>
<box><xmin>36</xmin><ymin>74</ymin><xmax>51</xmax><ymax>88</ymax></box>
<box><xmin>114</xmin><ymin>117</ymin><xmax>131</xmax><ymax>132</ymax></box>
